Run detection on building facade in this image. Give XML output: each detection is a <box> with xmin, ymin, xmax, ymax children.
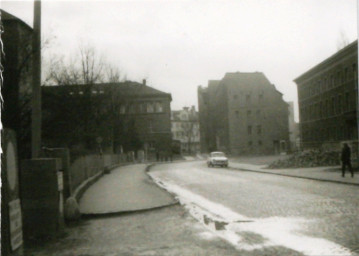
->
<box><xmin>294</xmin><ymin>40</ymin><xmax>358</xmax><ymax>150</ymax></box>
<box><xmin>171</xmin><ymin>106</ymin><xmax>200</xmax><ymax>154</ymax></box>
<box><xmin>288</xmin><ymin>101</ymin><xmax>300</xmax><ymax>151</ymax></box>
<box><xmin>198</xmin><ymin>72</ymin><xmax>289</xmax><ymax>155</ymax></box>
<box><xmin>42</xmin><ymin>80</ymin><xmax>172</xmax><ymax>159</ymax></box>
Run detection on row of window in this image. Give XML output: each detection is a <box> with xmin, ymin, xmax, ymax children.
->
<box><xmin>302</xmin><ymin>125</ymin><xmax>355</xmax><ymax>142</ymax></box>
<box><xmin>248</xmin><ymin>125</ymin><xmax>262</xmax><ymax>135</ymax></box>
<box><xmin>69</xmin><ymin>90</ymin><xmax>105</xmax><ymax>95</ymax></box>
<box><xmin>300</xmin><ymin>92</ymin><xmax>352</xmax><ymax>122</ymax></box>
<box><xmin>299</xmin><ymin>63</ymin><xmax>357</xmax><ymax>99</ymax></box>
<box><xmin>233</xmin><ymin>92</ymin><xmax>264</xmax><ymax>103</ymax></box>
<box><xmin>173</xmin><ymin>131</ymin><xmax>199</xmax><ymax>138</ymax></box>
<box><xmin>248</xmin><ymin>140</ymin><xmax>263</xmax><ymax>146</ymax></box>
<box><xmin>235</xmin><ymin>109</ymin><xmax>264</xmax><ymax>119</ymax></box>
<box><xmin>120</xmin><ymin>102</ymin><xmax>163</xmax><ymax>114</ymax></box>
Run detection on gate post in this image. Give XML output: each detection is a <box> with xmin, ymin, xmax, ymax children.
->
<box><xmin>1</xmin><ymin>129</ymin><xmax>24</xmax><ymax>256</ymax></box>
<box><xmin>20</xmin><ymin>158</ymin><xmax>64</xmax><ymax>241</ymax></box>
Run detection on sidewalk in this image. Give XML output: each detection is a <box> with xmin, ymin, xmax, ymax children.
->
<box><xmin>229</xmin><ymin>161</ymin><xmax>359</xmax><ymax>186</ymax></box>
<box><xmin>37</xmin><ymin>163</ymin><xmax>240</xmax><ymax>256</ymax></box>
<box><xmin>79</xmin><ymin>164</ymin><xmax>177</xmax><ymax>214</ymax></box>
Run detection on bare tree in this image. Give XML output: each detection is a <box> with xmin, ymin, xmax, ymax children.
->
<box><xmin>45</xmin><ymin>43</ymin><xmax>125</xmax><ymax>85</ymax></box>
<box><xmin>337</xmin><ymin>30</ymin><xmax>350</xmax><ymax>50</ymax></box>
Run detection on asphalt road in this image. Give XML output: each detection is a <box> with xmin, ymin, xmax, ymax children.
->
<box><xmin>150</xmin><ymin>161</ymin><xmax>359</xmax><ymax>256</ymax></box>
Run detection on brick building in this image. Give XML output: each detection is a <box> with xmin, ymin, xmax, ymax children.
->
<box><xmin>1</xmin><ymin>9</ymin><xmax>33</xmax><ymax>159</ymax></box>
<box><xmin>42</xmin><ymin>80</ymin><xmax>172</xmax><ymax>159</ymax></box>
<box><xmin>294</xmin><ymin>40</ymin><xmax>358</xmax><ymax>150</ymax></box>
<box><xmin>198</xmin><ymin>72</ymin><xmax>289</xmax><ymax>155</ymax></box>
<box><xmin>171</xmin><ymin>106</ymin><xmax>200</xmax><ymax>154</ymax></box>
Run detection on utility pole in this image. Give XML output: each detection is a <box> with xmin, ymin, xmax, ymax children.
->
<box><xmin>32</xmin><ymin>0</ymin><xmax>41</xmax><ymax>158</ymax></box>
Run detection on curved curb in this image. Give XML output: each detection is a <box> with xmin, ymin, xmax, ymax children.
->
<box><xmin>228</xmin><ymin>166</ymin><xmax>359</xmax><ymax>187</ymax></box>
<box><xmin>81</xmin><ymin>202</ymin><xmax>180</xmax><ymax>219</ymax></box>
<box><xmin>77</xmin><ymin>163</ymin><xmax>179</xmax><ymax>218</ymax></box>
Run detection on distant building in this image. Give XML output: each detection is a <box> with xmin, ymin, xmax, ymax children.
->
<box><xmin>287</xmin><ymin>102</ymin><xmax>300</xmax><ymax>151</ymax></box>
<box><xmin>198</xmin><ymin>72</ymin><xmax>289</xmax><ymax>155</ymax></box>
<box><xmin>294</xmin><ymin>40</ymin><xmax>358</xmax><ymax>151</ymax></box>
<box><xmin>1</xmin><ymin>9</ymin><xmax>33</xmax><ymax>159</ymax></box>
<box><xmin>42</xmin><ymin>80</ymin><xmax>172</xmax><ymax>159</ymax></box>
<box><xmin>171</xmin><ymin>106</ymin><xmax>200</xmax><ymax>154</ymax></box>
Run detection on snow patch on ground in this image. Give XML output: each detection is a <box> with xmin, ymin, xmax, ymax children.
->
<box><xmin>150</xmin><ymin>174</ymin><xmax>353</xmax><ymax>256</ymax></box>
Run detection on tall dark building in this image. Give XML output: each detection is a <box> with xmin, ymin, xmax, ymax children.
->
<box><xmin>294</xmin><ymin>40</ymin><xmax>358</xmax><ymax>151</ymax></box>
<box><xmin>198</xmin><ymin>72</ymin><xmax>289</xmax><ymax>155</ymax></box>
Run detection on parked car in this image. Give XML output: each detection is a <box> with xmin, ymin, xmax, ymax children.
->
<box><xmin>207</xmin><ymin>151</ymin><xmax>228</xmax><ymax>168</ymax></box>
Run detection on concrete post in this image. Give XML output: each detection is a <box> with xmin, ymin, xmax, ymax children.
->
<box><xmin>31</xmin><ymin>0</ymin><xmax>42</xmax><ymax>158</ymax></box>
<box><xmin>20</xmin><ymin>158</ymin><xmax>64</xmax><ymax>241</ymax></box>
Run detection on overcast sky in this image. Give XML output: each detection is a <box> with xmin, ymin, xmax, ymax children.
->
<box><xmin>2</xmin><ymin>0</ymin><xmax>358</xmax><ymax>120</ymax></box>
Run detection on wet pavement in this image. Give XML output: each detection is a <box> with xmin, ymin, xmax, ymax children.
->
<box><xmin>26</xmin><ymin>159</ymin><xmax>359</xmax><ymax>256</ymax></box>
<box><xmin>150</xmin><ymin>161</ymin><xmax>359</xmax><ymax>255</ymax></box>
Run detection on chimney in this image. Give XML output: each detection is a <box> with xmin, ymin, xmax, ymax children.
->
<box><xmin>143</xmin><ymin>79</ymin><xmax>146</xmax><ymax>86</ymax></box>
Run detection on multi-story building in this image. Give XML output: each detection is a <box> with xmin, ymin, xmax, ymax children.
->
<box><xmin>1</xmin><ymin>9</ymin><xmax>33</xmax><ymax>159</ymax></box>
<box><xmin>294</xmin><ymin>40</ymin><xmax>358</xmax><ymax>151</ymax></box>
<box><xmin>288</xmin><ymin>101</ymin><xmax>300</xmax><ymax>151</ymax></box>
<box><xmin>171</xmin><ymin>106</ymin><xmax>200</xmax><ymax>154</ymax></box>
<box><xmin>42</xmin><ymin>80</ymin><xmax>172</xmax><ymax>159</ymax></box>
<box><xmin>198</xmin><ymin>72</ymin><xmax>289</xmax><ymax>155</ymax></box>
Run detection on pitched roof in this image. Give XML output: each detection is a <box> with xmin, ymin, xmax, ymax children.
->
<box><xmin>43</xmin><ymin>81</ymin><xmax>172</xmax><ymax>100</ymax></box>
<box><xmin>1</xmin><ymin>9</ymin><xmax>32</xmax><ymax>30</ymax></box>
<box><xmin>222</xmin><ymin>72</ymin><xmax>274</xmax><ymax>88</ymax></box>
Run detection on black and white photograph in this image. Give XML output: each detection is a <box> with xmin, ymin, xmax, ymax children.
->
<box><xmin>1</xmin><ymin>0</ymin><xmax>358</xmax><ymax>255</ymax></box>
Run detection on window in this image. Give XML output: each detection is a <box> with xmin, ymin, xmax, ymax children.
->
<box><xmin>247</xmin><ymin>110</ymin><xmax>251</xmax><ymax>118</ymax></box>
<box><xmin>353</xmin><ymin>64</ymin><xmax>357</xmax><ymax>81</ymax></box>
<box><xmin>257</xmin><ymin>125</ymin><xmax>262</xmax><ymax>135</ymax></box>
<box><xmin>155</xmin><ymin>102</ymin><xmax>163</xmax><ymax>113</ymax></box>
<box><xmin>139</xmin><ymin>103</ymin><xmax>146</xmax><ymax>113</ymax></box>
<box><xmin>330</xmin><ymin>75</ymin><xmax>334</xmax><ymax>88</ymax></box>
<box><xmin>246</xmin><ymin>94</ymin><xmax>251</xmax><ymax>104</ymax></box>
<box><xmin>344</xmin><ymin>68</ymin><xmax>348</xmax><ymax>82</ymax></box>
<box><xmin>248</xmin><ymin>125</ymin><xmax>252</xmax><ymax>135</ymax></box>
<box><xmin>148</xmin><ymin>121</ymin><xmax>153</xmax><ymax>132</ymax></box>
<box><xmin>258</xmin><ymin>140</ymin><xmax>262</xmax><ymax>146</ymax></box>
<box><xmin>325</xmin><ymin>99</ymin><xmax>329</xmax><ymax>117</ymax></box>
<box><xmin>120</xmin><ymin>104</ymin><xmax>126</xmax><ymax>114</ymax></box>
<box><xmin>129</xmin><ymin>104</ymin><xmax>136</xmax><ymax>113</ymax></box>
<box><xmin>345</xmin><ymin>92</ymin><xmax>350</xmax><ymax>111</ymax></box>
<box><xmin>319</xmin><ymin>102</ymin><xmax>323</xmax><ymax>119</ymax></box>
<box><xmin>233</xmin><ymin>95</ymin><xmax>238</xmax><ymax>100</ymax></box>
<box><xmin>256</xmin><ymin>110</ymin><xmax>261</xmax><ymax>119</ymax></box>
<box><xmin>147</xmin><ymin>102</ymin><xmax>154</xmax><ymax>113</ymax></box>
<box><xmin>331</xmin><ymin>97</ymin><xmax>335</xmax><ymax>116</ymax></box>
<box><xmin>337</xmin><ymin>95</ymin><xmax>342</xmax><ymax>114</ymax></box>
<box><xmin>248</xmin><ymin>141</ymin><xmax>252</xmax><ymax>146</ymax></box>
<box><xmin>235</xmin><ymin>111</ymin><xmax>239</xmax><ymax>118</ymax></box>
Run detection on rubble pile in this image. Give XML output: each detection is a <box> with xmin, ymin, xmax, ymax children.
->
<box><xmin>268</xmin><ymin>150</ymin><xmax>340</xmax><ymax>169</ymax></box>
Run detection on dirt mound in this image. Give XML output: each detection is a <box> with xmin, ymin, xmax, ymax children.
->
<box><xmin>268</xmin><ymin>150</ymin><xmax>340</xmax><ymax>169</ymax></box>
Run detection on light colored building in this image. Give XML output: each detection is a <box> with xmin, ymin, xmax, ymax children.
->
<box><xmin>171</xmin><ymin>106</ymin><xmax>200</xmax><ymax>154</ymax></box>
